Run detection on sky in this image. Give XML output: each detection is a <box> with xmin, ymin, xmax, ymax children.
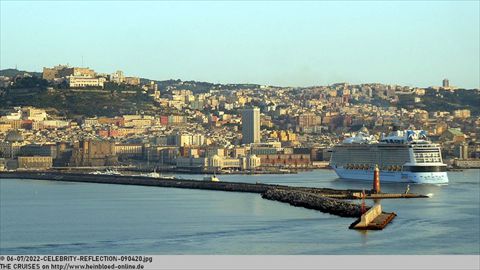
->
<box><xmin>1</xmin><ymin>1</ymin><xmax>479</xmax><ymax>88</ymax></box>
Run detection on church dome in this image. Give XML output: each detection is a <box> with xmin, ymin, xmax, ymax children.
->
<box><xmin>5</xmin><ymin>130</ymin><xmax>24</xmax><ymax>142</ymax></box>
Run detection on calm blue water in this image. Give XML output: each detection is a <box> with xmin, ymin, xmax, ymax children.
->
<box><xmin>0</xmin><ymin>169</ymin><xmax>479</xmax><ymax>254</ymax></box>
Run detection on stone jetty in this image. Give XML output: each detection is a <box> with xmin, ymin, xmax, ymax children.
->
<box><xmin>262</xmin><ymin>188</ymin><xmax>364</xmax><ymax>217</ymax></box>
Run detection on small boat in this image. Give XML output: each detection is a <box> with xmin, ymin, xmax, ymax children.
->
<box><xmin>89</xmin><ymin>169</ymin><xmax>121</xmax><ymax>175</ymax></box>
<box><xmin>203</xmin><ymin>174</ymin><xmax>220</xmax><ymax>182</ymax></box>
<box><xmin>140</xmin><ymin>169</ymin><xmax>175</xmax><ymax>179</ymax></box>
<box><xmin>141</xmin><ymin>172</ymin><xmax>161</xmax><ymax>178</ymax></box>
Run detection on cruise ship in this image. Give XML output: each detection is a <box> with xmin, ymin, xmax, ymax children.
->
<box><xmin>330</xmin><ymin>129</ymin><xmax>448</xmax><ymax>184</ymax></box>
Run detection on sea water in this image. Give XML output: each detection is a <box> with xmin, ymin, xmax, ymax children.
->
<box><xmin>0</xmin><ymin>169</ymin><xmax>479</xmax><ymax>254</ymax></box>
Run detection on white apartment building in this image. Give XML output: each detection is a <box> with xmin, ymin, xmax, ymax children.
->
<box><xmin>68</xmin><ymin>76</ymin><xmax>106</xmax><ymax>88</ymax></box>
<box><xmin>175</xmin><ymin>133</ymin><xmax>206</xmax><ymax>147</ymax></box>
<box><xmin>176</xmin><ymin>154</ymin><xmax>261</xmax><ymax>171</ymax></box>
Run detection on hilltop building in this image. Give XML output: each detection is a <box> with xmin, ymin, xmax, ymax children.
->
<box><xmin>442</xmin><ymin>79</ymin><xmax>449</xmax><ymax>88</ymax></box>
<box><xmin>43</xmin><ymin>65</ymin><xmax>96</xmax><ymax>81</ymax></box>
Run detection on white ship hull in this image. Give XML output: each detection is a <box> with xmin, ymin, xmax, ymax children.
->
<box><xmin>333</xmin><ymin>167</ymin><xmax>448</xmax><ymax>184</ymax></box>
<box><xmin>330</xmin><ymin>130</ymin><xmax>450</xmax><ymax>184</ymax></box>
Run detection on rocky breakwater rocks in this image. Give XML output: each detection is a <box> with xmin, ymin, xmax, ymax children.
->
<box><xmin>262</xmin><ymin>188</ymin><xmax>365</xmax><ymax>217</ymax></box>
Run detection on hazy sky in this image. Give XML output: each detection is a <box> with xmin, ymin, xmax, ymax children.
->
<box><xmin>1</xmin><ymin>1</ymin><xmax>479</xmax><ymax>88</ymax></box>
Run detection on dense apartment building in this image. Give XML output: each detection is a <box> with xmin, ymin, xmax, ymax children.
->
<box><xmin>297</xmin><ymin>113</ymin><xmax>321</xmax><ymax>128</ymax></box>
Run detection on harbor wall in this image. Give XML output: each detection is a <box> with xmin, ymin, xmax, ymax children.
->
<box><xmin>0</xmin><ymin>171</ymin><xmax>356</xmax><ymax>196</ymax></box>
<box><xmin>0</xmin><ymin>171</ymin><xmax>274</xmax><ymax>194</ymax></box>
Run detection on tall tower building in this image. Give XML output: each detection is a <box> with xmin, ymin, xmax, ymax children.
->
<box><xmin>241</xmin><ymin>107</ymin><xmax>261</xmax><ymax>144</ymax></box>
<box><xmin>442</xmin><ymin>79</ymin><xmax>449</xmax><ymax>88</ymax></box>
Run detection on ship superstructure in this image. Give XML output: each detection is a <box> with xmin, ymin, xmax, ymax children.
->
<box><xmin>330</xmin><ymin>130</ymin><xmax>448</xmax><ymax>184</ymax></box>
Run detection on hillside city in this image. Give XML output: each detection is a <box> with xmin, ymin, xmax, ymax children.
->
<box><xmin>0</xmin><ymin>64</ymin><xmax>479</xmax><ymax>172</ymax></box>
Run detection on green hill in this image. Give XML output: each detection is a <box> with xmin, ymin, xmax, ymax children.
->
<box><xmin>0</xmin><ymin>68</ymin><xmax>42</xmax><ymax>78</ymax></box>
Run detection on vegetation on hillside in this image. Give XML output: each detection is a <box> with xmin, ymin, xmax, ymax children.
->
<box><xmin>0</xmin><ymin>89</ymin><xmax>161</xmax><ymax>118</ymax></box>
<box><xmin>0</xmin><ymin>68</ymin><xmax>42</xmax><ymax>78</ymax></box>
<box><xmin>397</xmin><ymin>88</ymin><xmax>480</xmax><ymax>116</ymax></box>
<box><xmin>10</xmin><ymin>76</ymin><xmax>49</xmax><ymax>89</ymax></box>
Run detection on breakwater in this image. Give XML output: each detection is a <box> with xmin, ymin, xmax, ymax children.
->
<box><xmin>0</xmin><ymin>171</ymin><xmax>357</xmax><ymax>196</ymax></box>
<box><xmin>0</xmin><ymin>171</ymin><xmax>426</xmax><ymax>219</ymax></box>
<box><xmin>262</xmin><ymin>188</ymin><xmax>364</xmax><ymax>217</ymax></box>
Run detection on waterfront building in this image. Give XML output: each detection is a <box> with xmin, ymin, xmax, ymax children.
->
<box><xmin>250</xmin><ymin>146</ymin><xmax>278</xmax><ymax>155</ymax></box>
<box><xmin>176</xmin><ymin>154</ymin><xmax>261</xmax><ymax>171</ymax></box>
<box><xmin>176</xmin><ymin>156</ymin><xmax>208</xmax><ymax>169</ymax></box>
<box><xmin>240</xmin><ymin>154</ymin><xmax>261</xmax><ymax>170</ymax></box>
<box><xmin>257</xmin><ymin>154</ymin><xmax>311</xmax><ymax>168</ymax></box>
<box><xmin>146</xmin><ymin>146</ymin><xmax>178</xmax><ymax>164</ymax></box>
<box><xmin>70</xmin><ymin>140</ymin><xmax>117</xmax><ymax>167</ymax></box>
<box><xmin>454</xmin><ymin>143</ymin><xmax>469</xmax><ymax>160</ymax></box>
<box><xmin>241</xmin><ymin>107</ymin><xmax>261</xmax><ymax>144</ymax></box>
<box><xmin>17</xmin><ymin>156</ymin><xmax>53</xmax><ymax>170</ymax></box>
<box><xmin>115</xmin><ymin>143</ymin><xmax>144</xmax><ymax>159</ymax></box>
<box><xmin>20</xmin><ymin>144</ymin><xmax>57</xmax><ymax>159</ymax></box>
<box><xmin>232</xmin><ymin>146</ymin><xmax>248</xmax><ymax>158</ymax></box>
